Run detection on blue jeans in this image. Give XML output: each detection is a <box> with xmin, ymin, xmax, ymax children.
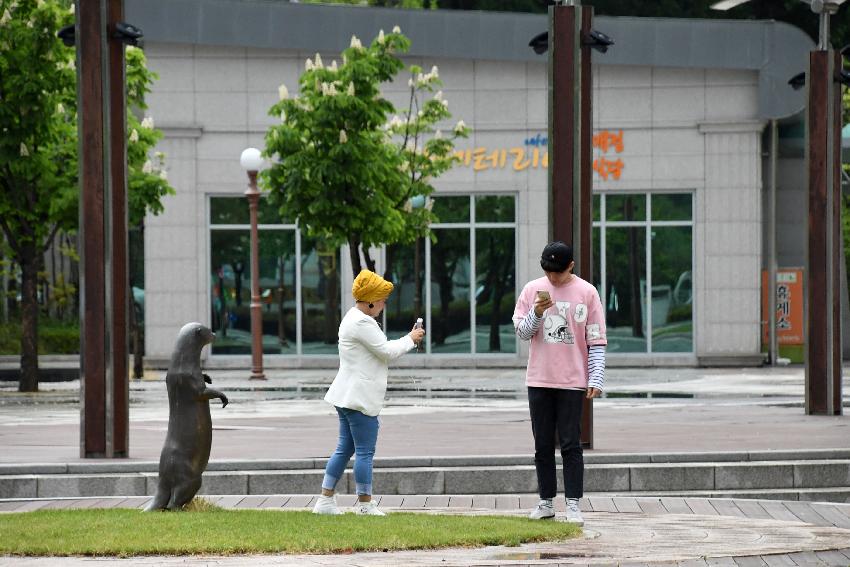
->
<box><xmin>321</xmin><ymin>407</ymin><xmax>380</xmax><ymax>496</ymax></box>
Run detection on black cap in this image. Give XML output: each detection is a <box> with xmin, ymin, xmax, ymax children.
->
<box><xmin>540</xmin><ymin>241</ymin><xmax>573</xmax><ymax>273</ymax></box>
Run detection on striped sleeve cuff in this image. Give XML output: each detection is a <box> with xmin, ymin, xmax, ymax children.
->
<box><xmin>516</xmin><ymin>310</ymin><xmax>542</xmax><ymax>341</ymax></box>
<box><xmin>588</xmin><ymin>345</ymin><xmax>606</xmax><ymax>391</ymax></box>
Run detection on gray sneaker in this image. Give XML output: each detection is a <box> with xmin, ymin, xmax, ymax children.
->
<box><xmin>528</xmin><ymin>499</ymin><xmax>555</xmax><ymax>520</ymax></box>
<box><xmin>565</xmin><ymin>499</ymin><xmax>584</xmax><ymax>526</ymax></box>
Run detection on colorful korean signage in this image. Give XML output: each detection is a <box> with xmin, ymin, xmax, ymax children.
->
<box><xmin>761</xmin><ymin>268</ymin><xmax>804</xmax><ymax>345</ymax></box>
<box><xmin>452</xmin><ymin>130</ymin><xmax>626</xmax><ymax>181</ymax></box>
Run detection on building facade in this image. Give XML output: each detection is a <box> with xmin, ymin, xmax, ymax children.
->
<box><xmin>128</xmin><ymin>0</ymin><xmax>814</xmax><ymax>368</ymax></box>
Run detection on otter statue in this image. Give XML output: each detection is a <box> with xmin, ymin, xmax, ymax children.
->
<box><xmin>144</xmin><ymin>322</ymin><xmax>228</xmax><ymax>511</ymax></box>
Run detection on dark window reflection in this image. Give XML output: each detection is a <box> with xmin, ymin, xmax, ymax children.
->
<box><xmin>651</xmin><ymin>193</ymin><xmax>692</xmax><ymax>221</ymax></box>
<box><xmin>606</xmin><ymin>194</ymin><xmax>646</xmax><ymax>222</ymax></box>
<box><xmin>430</xmin><ymin>228</ymin><xmax>471</xmax><ymax>353</ymax></box>
<box><xmin>604</xmin><ymin>226</ymin><xmax>647</xmax><ymax>353</ymax></box>
<box><xmin>475</xmin><ymin>229</ymin><xmax>515</xmax><ymax>353</ymax></box>
<box><xmin>301</xmin><ymin>239</ymin><xmax>341</xmax><ymax>354</ymax></box>
<box><xmin>475</xmin><ymin>195</ymin><xmax>515</xmax><ymax>223</ymax></box>
<box><xmin>384</xmin><ymin>239</ymin><xmax>426</xmax><ymax>351</ymax></box>
<box><xmin>431</xmin><ymin>195</ymin><xmax>470</xmax><ymax>223</ymax></box>
<box><xmin>651</xmin><ymin>226</ymin><xmax>693</xmax><ymax>352</ymax></box>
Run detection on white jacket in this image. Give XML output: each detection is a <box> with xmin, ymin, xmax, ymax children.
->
<box><xmin>324</xmin><ymin>307</ymin><xmax>415</xmax><ymax>416</ymax></box>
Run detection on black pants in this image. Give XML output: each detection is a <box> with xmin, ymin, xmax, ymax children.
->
<box><xmin>528</xmin><ymin>386</ymin><xmax>584</xmax><ymax>499</ymax></box>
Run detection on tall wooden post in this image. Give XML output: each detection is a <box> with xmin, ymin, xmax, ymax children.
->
<box><xmin>805</xmin><ymin>48</ymin><xmax>843</xmax><ymax>415</ymax></box>
<box><xmin>78</xmin><ymin>0</ymin><xmax>130</xmax><ymax>457</ymax></box>
<box><xmin>549</xmin><ymin>2</ymin><xmax>595</xmax><ymax>447</ymax></box>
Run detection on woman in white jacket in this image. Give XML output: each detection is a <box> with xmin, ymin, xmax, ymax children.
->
<box><xmin>313</xmin><ymin>269</ymin><xmax>425</xmax><ymax>516</ymax></box>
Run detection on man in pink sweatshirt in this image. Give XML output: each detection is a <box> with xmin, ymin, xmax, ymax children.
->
<box><xmin>512</xmin><ymin>241</ymin><xmax>607</xmax><ymax>525</ymax></box>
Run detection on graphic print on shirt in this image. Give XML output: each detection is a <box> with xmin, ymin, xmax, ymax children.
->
<box><xmin>574</xmin><ymin>303</ymin><xmax>588</xmax><ymax>323</ymax></box>
<box><xmin>543</xmin><ymin>301</ymin><xmax>574</xmax><ymax>345</ymax></box>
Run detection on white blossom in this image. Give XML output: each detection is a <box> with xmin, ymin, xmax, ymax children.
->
<box><xmin>56</xmin><ymin>103</ymin><xmax>65</xmax><ymax>114</ymax></box>
<box><xmin>434</xmin><ymin>129</ymin><xmax>443</xmax><ymax>139</ymax></box>
<box><xmin>278</xmin><ymin>84</ymin><xmax>289</xmax><ymax>100</ymax></box>
<box><xmin>389</xmin><ymin>115</ymin><xmax>403</xmax><ymax>129</ymax></box>
<box><xmin>434</xmin><ymin>91</ymin><xmax>443</xmax><ymax>102</ymax></box>
<box><xmin>36</xmin><ymin>0</ymin><xmax>45</xmax><ymax>8</ymax></box>
<box><xmin>142</xmin><ymin>160</ymin><xmax>153</xmax><ymax>174</ymax></box>
<box><xmin>159</xmin><ymin>169</ymin><xmax>168</xmax><ymax>181</ymax></box>
<box><xmin>141</xmin><ymin>116</ymin><xmax>154</xmax><ymax>129</ymax></box>
<box><xmin>69</xmin><ymin>3</ymin><xmax>74</xmax><ymax>14</ymax></box>
<box><xmin>155</xmin><ymin>151</ymin><xmax>165</xmax><ymax>160</ymax></box>
<box><xmin>329</xmin><ymin>60</ymin><xmax>338</xmax><ymax>72</ymax></box>
<box><xmin>342</xmin><ymin>53</ymin><xmax>348</xmax><ymax>65</ymax></box>
<box><xmin>1</xmin><ymin>9</ymin><xmax>11</xmax><ymax>25</ymax></box>
<box><xmin>26</xmin><ymin>19</ymin><xmax>34</xmax><ymax>28</ymax></box>
<box><xmin>392</xmin><ymin>25</ymin><xmax>401</xmax><ymax>34</ymax></box>
<box><xmin>350</xmin><ymin>35</ymin><xmax>362</xmax><ymax>50</ymax></box>
<box><xmin>321</xmin><ymin>82</ymin><xmax>338</xmax><ymax>96</ymax></box>
<box><xmin>405</xmin><ymin>141</ymin><xmax>415</xmax><ymax>152</ymax></box>
<box><xmin>305</xmin><ymin>58</ymin><xmax>314</xmax><ymax>71</ymax></box>
<box><xmin>279</xmin><ymin>109</ymin><xmax>286</xmax><ymax>122</ymax></box>
<box><xmin>441</xmin><ymin>99</ymin><xmax>449</xmax><ymax>108</ymax></box>
<box><xmin>377</xmin><ymin>30</ymin><xmax>385</xmax><ymax>44</ymax></box>
<box><xmin>339</xmin><ymin>130</ymin><xmax>348</xmax><ymax>144</ymax></box>
<box><xmin>346</xmin><ymin>82</ymin><xmax>355</xmax><ymax>96</ymax></box>
<box><xmin>129</xmin><ymin>129</ymin><xmax>139</xmax><ymax>143</ymax></box>
<box><xmin>403</xmin><ymin>200</ymin><xmax>413</xmax><ymax>213</ymax></box>
<box><xmin>425</xmin><ymin>198</ymin><xmax>434</xmax><ymax>211</ymax></box>
<box><xmin>407</xmin><ymin>77</ymin><xmax>415</xmax><ymax>88</ymax></box>
<box><xmin>454</xmin><ymin>119</ymin><xmax>466</xmax><ymax>133</ymax></box>
<box><xmin>430</xmin><ymin>65</ymin><xmax>439</xmax><ymax>77</ymax></box>
<box><xmin>314</xmin><ymin>53</ymin><xmax>324</xmax><ymax>69</ymax></box>
<box><xmin>19</xmin><ymin>143</ymin><xmax>28</xmax><ymax>157</ymax></box>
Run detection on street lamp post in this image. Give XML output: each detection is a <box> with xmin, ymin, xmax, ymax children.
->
<box><xmin>240</xmin><ymin>148</ymin><xmax>266</xmax><ymax>381</ymax></box>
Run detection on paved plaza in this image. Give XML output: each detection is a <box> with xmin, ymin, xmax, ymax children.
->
<box><xmin>2</xmin><ymin>364</ymin><xmax>850</xmax><ymax>565</ymax></box>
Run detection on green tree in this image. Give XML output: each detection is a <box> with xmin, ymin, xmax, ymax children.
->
<box><xmin>0</xmin><ymin>0</ymin><xmax>173</xmax><ymax>391</ymax></box>
<box><xmin>263</xmin><ymin>28</ymin><xmax>468</xmax><ymax>275</ymax></box>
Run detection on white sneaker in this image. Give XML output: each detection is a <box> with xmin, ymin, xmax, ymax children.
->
<box><xmin>353</xmin><ymin>500</ymin><xmax>386</xmax><ymax>516</ymax></box>
<box><xmin>528</xmin><ymin>499</ymin><xmax>555</xmax><ymax>520</ymax></box>
<box><xmin>312</xmin><ymin>495</ymin><xmax>341</xmax><ymax>515</ymax></box>
<box><xmin>565</xmin><ymin>499</ymin><xmax>584</xmax><ymax>526</ymax></box>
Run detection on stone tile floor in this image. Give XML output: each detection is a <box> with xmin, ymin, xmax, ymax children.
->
<box><xmin>2</xmin><ymin>495</ymin><xmax>850</xmax><ymax>566</ymax></box>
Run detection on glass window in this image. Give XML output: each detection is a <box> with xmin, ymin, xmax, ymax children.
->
<box><xmin>431</xmin><ymin>196</ymin><xmax>470</xmax><ymax>223</ymax></box>
<box><xmin>606</xmin><ymin>194</ymin><xmax>645</xmax><ymax>222</ymax></box>
<box><xmin>651</xmin><ymin>193</ymin><xmax>692</xmax><ymax>221</ymax></box>
<box><xmin>604</xmin><ymin>226</ymin><xmax>647</xmax><ymax>353</ymax></box>
<box><xmin>475</xmin><ymin>228</ymin><xmax>516</xmax><ymax>353</ymax></box>
<box><xmin>430</xmin><ymin>228</ymin><xmax>471</xmax><ymax>353</ymax></box>
<box><xmin>300</xmin><ymin>238</ymin><xmax>341</xmax><ymax>355</ymax></box>
<box><xmin>475</xmin><ymin>195</ymin><xmax>515</xmax><ymax>223</ymax></box>
<box><xmin>211</xmin><ymin>198</ymin><xmax>249</xmax><ymax>225</ymax></box>
<box><xmin>651</xmin><ymin>227</ymin><xmax>693</xmax><ymax>352</ymax></box>
<box><xmin>384</xmin><ymin>239</ymin><xmax>426</xmax><ymax>354</ymax></box>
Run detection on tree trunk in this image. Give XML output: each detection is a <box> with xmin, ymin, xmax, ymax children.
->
<box><xmin>348</xmin><ymin>236</ymin><xmax>362</xmax><ymax>275</ymax></box>
<box><xmin>19</xmin><ymin>246</ymin><xmax>39</xmax><ymax>392</ymax></box>
<box><xmin>363</xmin><ymin>249</ymin><xmax>376</xmax><ymax>273</ymax></box>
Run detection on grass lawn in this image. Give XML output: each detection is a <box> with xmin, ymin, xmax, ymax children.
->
<box><xmin>0</xmin><ymin>508</ymin><xmax>581</xmax><ymax>557</ymax></box>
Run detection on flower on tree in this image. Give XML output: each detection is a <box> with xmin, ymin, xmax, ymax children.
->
<box><xmin>278</xmin><ymin>84</ymin><xmax>289</xmax><ymax>100</ymax></box>
<box><xmin>350</xmin><ymin>35</ymin><xmax>363</xmax><ymax>50</ymax></box>
<box><xmin>19</xmin><ymin>143</ymin><xmax>28</xmax><ymax>157</ymax></box>
<box><xmin>329</xmin><ymin>60</ymin><xmax>338</xmax><ymax>72</ymax></box>
<box><xmin>454</xmin><ymin>120</ymin><xmax>467</xmax><ymax>134</ymax></box>
<box><xmin>377</xmin><ymin>30</ymin><xmax>386</xmax><ymax>44</ymax></box>
<box><xmin>392</xmin><ymin>25</ymin><xmax>401</xmax><ymax>34</ymax></box>
<box><xmin>339</xmin><ymin>130</ymin><xmax>348</xmax><ymax>144</ymax></box>
<box><xmin>314</xmin><ymin>53</ymin><xmax>324</xmax><ymax>69</ymax></box>
<box><xmin>129</xmin><ymin>129</ymin><xmax>139</xmax><ymax>143</ymax></box>
<box><xmin>305</xmin><ymin>58</ymin><xmax>314</xmax><ymax>71</ymax></box>
<box><xmin>141</xmin><ymin>116</ymin><xmax>154</xmax><ymax>129</ymax></box>
<box><xmin>347</xmin><ymin>82</ymin><xmax>355</xmax><ymax>96</ymax></box>
<box><xmin>142</xmin><ymin>160</ymin><xmax>154</xmax><ymax>174</ymax></box>
<box><xmin>159</xmin><ymin>170</ymin><xmax>168</xmax><ymax>181</ymax></box>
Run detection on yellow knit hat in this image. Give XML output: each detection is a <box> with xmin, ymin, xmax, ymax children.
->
<box><xmin>352</xmin><ymin>269</ymin><xmax>394</xmax><ymax>303</ymax></box>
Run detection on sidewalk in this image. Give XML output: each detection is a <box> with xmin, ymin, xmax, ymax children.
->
<box><xmin>3</xmin><ymin>366</ymin><xmax>850</xmax><ymax>565</ymax></box>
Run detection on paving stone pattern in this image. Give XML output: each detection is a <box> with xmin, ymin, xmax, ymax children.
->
<box><xmin>2</xmin><ymin>496</ymin><xmax>850</xmax><ymax>566</ymax></box>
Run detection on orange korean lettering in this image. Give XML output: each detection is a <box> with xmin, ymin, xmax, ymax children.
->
<box><xmin>593</xmin><ymin>157</ymin><xmax>624</xmax><ymax>180</ymax></box>
<box><xmin>542</xmin><ymin>151</ymin><xmax>548</xmax><ymax>168</ymax></box>
<box><xmin>473</xmin><ymin>148</ymin><xmax>503</xmax><ymax>171</ymax></box>
<box><xmin>510</xmin><ymin>148</ymin><xmax>530</xmax><ymax>171</ymax></box>
<box><xmin>592</xmin><ymin>130</ymin><xmax>624</xmax><ymax>153</ymax></box>
<box><xmin>453</xmin><ymin>149</ymin><xmax>472</xmax><ymax>167</ymax></box>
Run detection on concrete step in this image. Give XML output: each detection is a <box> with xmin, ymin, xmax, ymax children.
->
<box><xmin>2</xmin><ymin>451</ymin><xmax>850</xmax><ymax>502</ymax></box>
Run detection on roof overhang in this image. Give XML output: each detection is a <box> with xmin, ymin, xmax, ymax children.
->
<box><xmin>126</xmin><ymin>0</ymin><xmax>815</xmax><ymax>119</ymax></box>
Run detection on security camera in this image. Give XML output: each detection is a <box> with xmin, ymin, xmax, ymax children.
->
<box><xmin>57</xmin><ymin>24</ymin><xmax>75</xmax><ymax>47</ymax></box>
<box><xmin>113</xmin><ymin>22</ymin><xmax>143</xmax><ymax>46</ymax></box>
<box><xmin>582</xmin><ymin>29</ymin><xmax>615</xmax><ymax>53</ymax></box>
<box><xmin>788</xmin><ymin>72</ymin><xmax>806</xmax><ymax>90</ymax></box>
<box><xmin>528</xmin><ymin>31</ymin><xmax>549</xmax><ymax>55</ymax></box>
